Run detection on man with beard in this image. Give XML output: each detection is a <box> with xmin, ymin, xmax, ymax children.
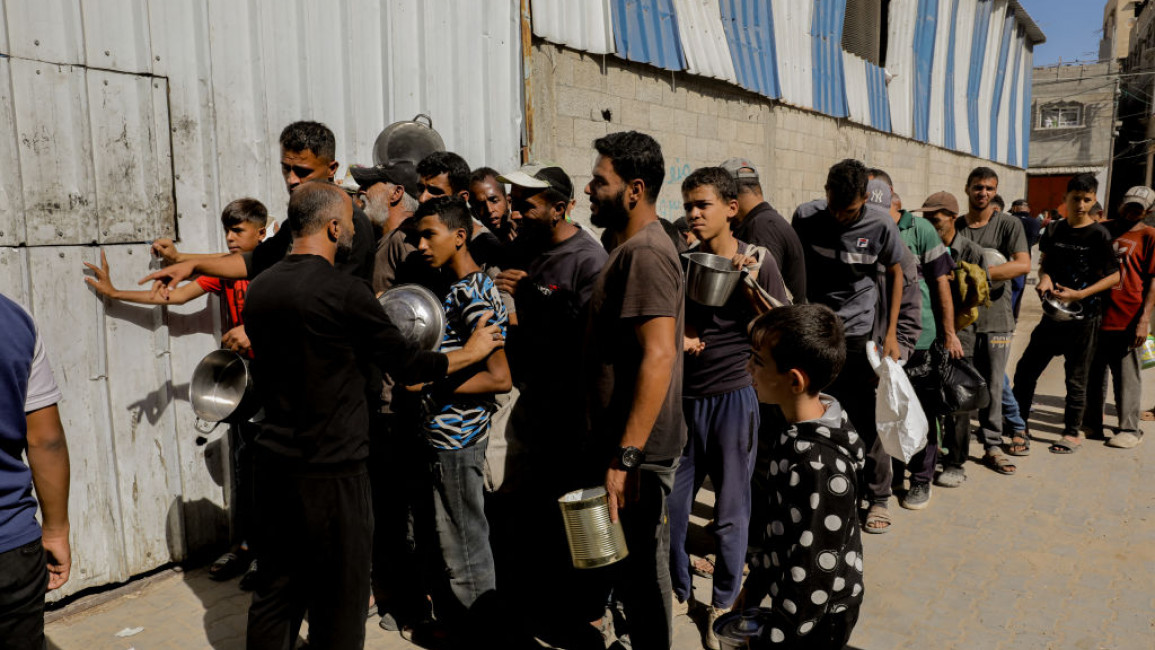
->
<box><xmin>350</xmin><ymin>160</ymin><xmax>421</xmax><ymax>241</ymax></box>
<box><xmin>241</xmin><ymin>181</ymin><xmax>506</xmax><ymax>649</ymax></box>
<box><xmin>583</xmin><ymin>131</ymin><xmax>685</xmax><ymax>650</ymax></box>
<box><xmin>947</xmin><ymin>167</ymin><xmax>1029</xmax><ymax>478</ymax></box>
<box><xmin>488</xmin><ymin>164</ymin><xmax>608</xmax><ymax>646</ymax></box>
<box><xmin>143</xmin><ymin>121</ymin><xmax>376</xmax><ymax>293</ymax></box>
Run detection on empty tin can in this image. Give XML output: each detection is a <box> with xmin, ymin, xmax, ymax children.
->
<box><xmin>558</xmin><ymin>487</ymin><xmax>629</xmax><ymax>569</ymax></box>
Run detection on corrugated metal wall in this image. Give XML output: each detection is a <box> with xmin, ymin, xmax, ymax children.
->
<box><xmin>0</xmin><ymin>0</ymin><xmax>521</xmax><ymax>598</ymax></box>
<box><xmin>673</xmin><ymin>0</ymin><xmax>739</xmax><ymax>83</ymax></box>
<box><xmin>528</xmin><ymin>0</ymin><xmax>1040</xmax><ymax>167</ymax></box>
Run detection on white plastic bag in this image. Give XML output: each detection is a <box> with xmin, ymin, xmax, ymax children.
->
<box><xmin>866</xmin><ymin>342</ymin><xmax>928</xmax><ymax>463</ymax></box>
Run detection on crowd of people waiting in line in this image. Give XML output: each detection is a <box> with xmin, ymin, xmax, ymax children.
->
<box><xmin>2</xmin><ymin>119</ymin><xmax>1152</xmax><ymax>650</ymax></box>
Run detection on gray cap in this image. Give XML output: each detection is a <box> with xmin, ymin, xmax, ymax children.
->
<box><xmin>720</xmin><ymin>157</ymin><xmax>758</xmax><ymax>181</ymax></box>
<box><xmin>866</xmin><ymin>179</ymin><xmax>892</xmax><ymax>210</ymax></box>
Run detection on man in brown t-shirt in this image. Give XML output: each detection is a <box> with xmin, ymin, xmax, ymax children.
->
<box><xmin>583</xmin><ymin>131</ymin><xmax>685</xmax><ymax>650</ymax></box>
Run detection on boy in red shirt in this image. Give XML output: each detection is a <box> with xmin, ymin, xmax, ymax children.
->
<box><xmin>84</xmin><ymin>198</ymin><xmax>267</xmax><ymax>579</ymax></box>
<box><xmin>1085</xmin><ymin>186</ymin><xmax>1155</xmax><ymax>449</ymax></box>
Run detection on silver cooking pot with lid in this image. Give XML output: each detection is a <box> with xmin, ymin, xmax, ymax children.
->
<box><xmin>379</xmin><ymin>284</ymin><xmax>446</xmax><ymax>351</ymax></box>
<box><xmin>372</xmin><ymin>114</ymin><xmax>446</xmax><ymax>166</ymax></box>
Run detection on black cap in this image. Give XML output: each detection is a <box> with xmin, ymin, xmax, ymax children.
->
<box><xmin>349</xmin><ymin>161</ymin><xmax>421</xmax><ymax>199</ymax></box>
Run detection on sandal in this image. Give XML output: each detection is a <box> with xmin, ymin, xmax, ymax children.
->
<box><xmin>691</xmin><ymin>555</ymin><xmax>715</xmax><ymax>579</ymax></box>
<box><xmin>209</xmin><ymin>551</ymin><xmax>247</xmax><ymax>581</ymax></box>
<box><xmin>1048</xmin><ymin>436</ymin><xmax>1082</xmax><ymax>454</ymax></box>
<box><xmin>1142</xmin><ymin>409</ymin><xmax>1155</xmax><ymax>422</ymax></box>
<box><xmin>1006</xmin><ymin>431</ymin><xmax>1030</xmax><ymax>456</ymax></box>
<box><xmin>983</xmin><ymin>450</ymin><xmax>1016</xmax><ymax>475</ymax></box>
<box><xmin>863</xmin><ymin>505</ymin><xmax>891</xmax><ymax>534</ymax></box>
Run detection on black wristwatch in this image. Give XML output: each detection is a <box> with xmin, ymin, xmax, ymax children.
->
<box><xmin>617</xmin><ymin>446</ymin><xmax>644</xmax><ymax>470</ymax></box>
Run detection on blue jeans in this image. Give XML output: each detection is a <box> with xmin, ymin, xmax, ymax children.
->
<box><xmin>1002</xmin><ymin>373</ymin><xmax>1026</xmax><ymax>433</ymax></box>
<box><xmin>427</xmin><ymin>439</ymin><xmax>496</xmax><ymax>620</ymax></box>
<box><xmin>669</xmin><ymin>387</ymin><xmax>758</xmax><ymax>608</ymax></box>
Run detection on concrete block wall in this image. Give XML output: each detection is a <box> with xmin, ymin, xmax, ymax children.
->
<box><xmin>530</xmin><ymin>43</ymin><xmax>1026</xmax><ymax>227</ymax></box>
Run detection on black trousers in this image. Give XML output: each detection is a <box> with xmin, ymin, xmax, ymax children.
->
<box><xmin>246</xmin><ymin>461</ymin><xmax>373</xmax><ymax>650</ymax></box>
<box><xmin>0</xmin><ymin>539</ymin><xmax>48</xmax><ymax>650</ymax></box>
<box><xmin>368</xmin><ymin>414</ymin><xmax>432</xmax><ymax>625</ymax></box>
<box><xmin>826</xmin><ymin>336</ymin><xmax>891</xmax><ymax>504</ymax></box>
<box><xmin>1012</xmin><ymin>316</ymin><xmax>1100</xmax><ymax>437</ymax></box>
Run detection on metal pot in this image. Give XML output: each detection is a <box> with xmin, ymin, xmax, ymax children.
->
<box><xmin>1041</xmin><ymin>293</ymin><xmax>1084</xmax><ymax>322</ymax></box>
<box><xmin>189</xmin><ymin>349</ymin><xmax>259</xmax><ymax>424</ymax></box>
<box><xmin>379</xmin><ymin>284</ymin><xmax>446</xmax><ymax>351</ymax></box>
<box><xmin>713</xmin><ymin>608</ymin><xmax>772</xmax><ymax>649</ymax></box>
<box><xmin>372</xmin><ymin>114</ymin><xmax>445</xmax><ymax>166</ymax></box>
<box><xmin>686</xmin><ymin>252</ymin><xmax>742</xmax><ymax>307</ymax></box>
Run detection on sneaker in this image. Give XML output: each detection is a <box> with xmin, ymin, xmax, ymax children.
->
<box><xmin>901</xmin><ymin>483</ymin><xmax>932</xmax><ymax>510</ymax></box>
<box><xmin>933</xmin><ymin>466</ymin><xmax>966</xmax><ymax>488</ymax></box>
<box><xmin>704</xmin><ymin>606</ymin><xmax>725</xmax><ymax>650</ymax></box>
<box><xmin>238</xmin><ymin>559</ymin><xmax>259</xmax><ymax>591</ymax></box>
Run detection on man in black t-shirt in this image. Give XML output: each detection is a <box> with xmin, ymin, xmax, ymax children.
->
<box><xmin>241</xmin><ymin>182</ymin><xmax>505</xmax><ymax>648</ymax></box>
<box><xmin>1012</xmin><ymin>174</ymin><xmax>1120</xmax><ymax>455</ymax></box>
<box><xmin>720</xmin><ymin>157</ymin><xmax>806</xmax><ymax>303</ymax></box>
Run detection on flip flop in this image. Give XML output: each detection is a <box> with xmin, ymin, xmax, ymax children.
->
<box><xmin>1006</xmin><ymin>431</ymin><xmax>1031</xmax><ymax>456</ymax></box>
<box><xmin>690</xmin><ymin>555</ymin><xmax>715</xmax><ymax>579</ymax></box>
<box><xmin>1048</xmin><ymin>436</ymin><xmax>1081</xmax><ymax>454</ymax></box>
<box><xmin>863</xmin><ymin>505</ymin><xmax>891</xmax><ymax>534</ymax></box>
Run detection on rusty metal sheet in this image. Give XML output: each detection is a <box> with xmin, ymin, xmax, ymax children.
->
<box><xmin>87</xmin><ymin>70</ymin><xmax>175</xmax><ymax>243</ymax></box>
<box><xmin>30</xmin><ymin>246</ymin><xmax>129</xmax><ymax>598</ymax></box>
<box><xmin>10</xmin><ymin>59</ymin><xmax>98</xmax><ymax>245</ymax></box>
<box><xmin>99</xmin><ymin>244</ymin><xmax>184</xmax><ymax>574</ymax></box>
<box><xmin>2</xmin><ymin>0</ymin><xmax>85</xmax><ymax>65</ymax></box>
<box><xmin>78</xmin><ymin>0</ymin><xmax>155</xmax><ymax>74</ymax></box>
<box><xmin>0</xmin><ymin>59</ymin><xmax>25</xmax><ymax>245</ymax></box>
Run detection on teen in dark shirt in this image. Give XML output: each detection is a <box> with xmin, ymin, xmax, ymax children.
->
<box><xmin>1012</xmin><ymin>174</ymin><xmax>1120</xmax><ymax>455</ymax></box>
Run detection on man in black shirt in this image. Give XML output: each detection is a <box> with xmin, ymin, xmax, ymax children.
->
<box><xmin>720</xmin><ymin>157</ymin><xmax>806</xmax><ymax>303</ymax></box>
<box><xmin>242</xmin><ymin>182</ymin><xmax>505</xmax><ymax>649</ymax></box>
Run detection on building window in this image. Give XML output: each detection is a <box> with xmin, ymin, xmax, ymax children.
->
<box><xmin>1038</xmin><ymin>103</ymin><xmax>1085</xmax><ymax>129</ymax></box>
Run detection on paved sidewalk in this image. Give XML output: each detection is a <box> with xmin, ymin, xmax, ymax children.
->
<box><xmin>46</xmin><ymin>295</ymin><xmax>1155</xmax><ymax>649</ymax></box>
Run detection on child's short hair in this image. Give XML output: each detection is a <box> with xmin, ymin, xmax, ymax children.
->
<box><xmin>682</xmin><ymin>166</ymin><xmax>738</xmax><ymax>203</ymax></box>
<box><xmin>414</xmin><ymin>195</ymin><xmax>473</xmax><ymax>237</ymax></box>
<box><xmin>750</xmin><ymin>305</ymin><xmax>846</xmax><ymax>395</ymax></box>
<box><xmin>1068</xmin><ymin>173</ymin><xmax>1099</xmax><ymax>194</ymax></box>
<box><xmin>220</xmin><ymin>198</ymin><xmax>268</xmax><ymax>228</ymax></box>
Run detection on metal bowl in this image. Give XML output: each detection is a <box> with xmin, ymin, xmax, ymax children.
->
<box><xmin>982</xmin><ymin>248</ymin><xmax>1007</xmax><ymax>269</ymax></box>
<box><xmin>379</xmin><ymin>284</ymin><xmax>446</xmax><ymax>351</ymax></box>
<box><xmin>189</xmin><ymin>349</ymin><xmax>258</xmax><ymax>423</ymax></box>
<box><xmin>685</xmin><ymin>252</ymin><xmax>742</xmax><ymax>307</ymax></box>
<box><xmin>372</xmin><ymin>114</ymin><xmax>445</xmax><ymax>166</ymax></box>
<box><xmin>1041</xmin><ymin>294</ymin><xmax>1084</xmax><ymax>322</ymax></box>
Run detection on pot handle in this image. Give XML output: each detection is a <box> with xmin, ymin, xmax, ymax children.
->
<box><xmin>194</xmin><ymin>417</ymin><xmax>219</xmax><ymax>434</ymax></box>
<box><xmin>413</xmin><ymin>114</ymin><xmax>433</xmax><ymax>128</ymax></box>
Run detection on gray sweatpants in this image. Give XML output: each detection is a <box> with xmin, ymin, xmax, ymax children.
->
<box><xmin>973</xmin><ymin>332</ymin><xmax>1013</xmax><ymax>448</ymax></box>
<box><xmin>1085</xmin><ymin>330</ymin><xmax>1143</xmax><ymax>435</ymax></box>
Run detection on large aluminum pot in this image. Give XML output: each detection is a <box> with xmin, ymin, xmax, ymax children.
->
<box><xmin>558</xmin><ymin>487</ymin><xmax>628</xmax><ymax>569</ymax></box>
<box><xmin>379</xmin><ymin>284</ymin><xmax>446</xmax><ymax>351</ymax></box>
<box><xmin>686</xmin><ymin>252</ymin><xmax>742</xmax><ymax>307</ymax></box>
<box><xmin>372</xmin><ymin>114</ymin><xmax>445</xmax><ymax>166</ymax></box>
<box><xmin>189</xmin><ymin>349</ymin><xmax>258</xmax><ymax>424</ymax></box>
